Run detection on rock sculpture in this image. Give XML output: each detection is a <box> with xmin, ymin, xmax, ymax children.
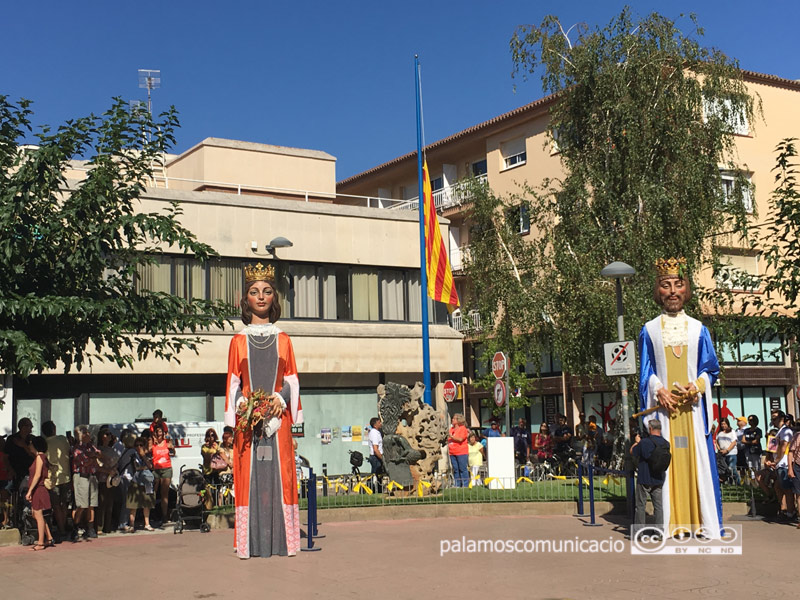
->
<box><xmin>377</xmin><ymin>382</ymin><xmax>448</xmax><ymax>494</ymax></box>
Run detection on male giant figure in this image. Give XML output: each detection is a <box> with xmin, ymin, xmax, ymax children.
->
<box><xmin>638</xmin><ymin>258</ymin><xmax>722</xmax><ymax>535</ymax></box>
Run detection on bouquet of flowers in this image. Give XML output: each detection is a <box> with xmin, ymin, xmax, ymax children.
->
<box><xmin>235</xmin><ymin>388</ymin><xmax>272</xmax><ymax>433</ymax></box>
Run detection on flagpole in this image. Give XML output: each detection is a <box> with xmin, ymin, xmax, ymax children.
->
<box><xmin>414</xmin><ymin>54</ymin><xmax>432</xmax><ymax>406</ymax></box>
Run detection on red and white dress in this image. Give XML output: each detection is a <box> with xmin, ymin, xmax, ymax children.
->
<box><xmin>224</xmin><ymin>323</ymin><xmax>303</xmax><ymax>558</ymax></box>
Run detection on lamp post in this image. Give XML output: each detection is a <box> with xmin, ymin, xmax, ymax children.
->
<box><xmin>266</xmin><ymin>236</ymin><xmax>293</xmax><ymax>257</ymax></box>
<box><xmin>600</xmin><ymin>261</ymin><xmax>636</xmax><ymax>442</ymax></box>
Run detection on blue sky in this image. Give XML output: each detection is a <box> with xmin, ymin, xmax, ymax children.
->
<box><xmin>4</xmin><ymin>1</ymin><xmax>799</xmax><ymax>181</ymax></box>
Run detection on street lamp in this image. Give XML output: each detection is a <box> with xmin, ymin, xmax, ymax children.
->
<box><xmin>266</xmin><ymin>236</ymin><xmax>293</xmax><ymax>257</ymax></box>
<box><xmin>600</xmin><ymin>261</ymin><xmax>636</xmax><ymax>442</ymax></box>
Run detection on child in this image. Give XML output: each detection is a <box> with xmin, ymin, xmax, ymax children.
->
<box><xmin>149</xmin><ymin>409</ymin><xmax>168</xmax><ymax>436</ymax></box>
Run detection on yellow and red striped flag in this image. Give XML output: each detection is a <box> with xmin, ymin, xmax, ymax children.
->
<box><xmin>422</xmin><ymin>160</ymin><xmax>459</xmax><ymax>312</ymax></box>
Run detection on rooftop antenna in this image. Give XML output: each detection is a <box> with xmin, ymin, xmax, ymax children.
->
<box><xmin>129</xmin><ymin>99</ymin><xmax>145</xmax><ymax>114</ymax></box>
<box><xmin>137</xmin><ymin>69</ymin><xmax>161</xmax><ymax>116</ymax></box>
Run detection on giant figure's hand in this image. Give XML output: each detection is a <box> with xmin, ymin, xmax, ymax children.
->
<box><xmin>267</xmin><ymin>394</ymin><xmax>284</xmax><ymax>418</ymax></box>
<box><xmin>673</xmin><ymin>382</ymin><xmax>700</xmax><ymax>405</ymax></box>
<box><xmin>656</xmin><ymin>387</ymin><xmax>677</xmax><ymax>413</ymax></box>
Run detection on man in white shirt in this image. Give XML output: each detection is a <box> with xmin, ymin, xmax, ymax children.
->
<box><xmin>367</xmin><ymin>418</ymin><xmax>384</xmax><ymax>492</ymax></box>
<box><xmin>768</xmin><ymin>410</ymin><xmax>795</xmax><ymax>520</ymax></box>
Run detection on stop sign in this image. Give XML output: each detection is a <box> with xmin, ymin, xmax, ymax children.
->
<box><xmin>492</xmin><ymin>351</ymin><xmax>507</xmax><ymax>379</ymax></box>
<box><xmin>442</xmin><ymin>380</ymin><xmax>458</xmax><ymax>403</ymax></box>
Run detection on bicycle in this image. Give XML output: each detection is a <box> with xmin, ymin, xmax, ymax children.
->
<box><xmin>553</xmin><ymin>448</ymin><xmax>579</xmax><ymax>478</ymax></box>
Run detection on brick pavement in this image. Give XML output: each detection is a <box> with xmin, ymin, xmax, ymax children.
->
<box><xmin>0</xmin><ymin>514</ymin><xmax>796</xmax><ymax>599</ymax></box>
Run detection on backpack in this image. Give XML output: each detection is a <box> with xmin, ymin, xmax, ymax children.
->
<box><xmin>646</xmin><ymin>438</ymin><xmax>671</xmax><ymax>477</ymax></box>
<box><xmin>349</xmin><ymin>451</ymin><xmax>364</xmax><ymax>468</ymax></box>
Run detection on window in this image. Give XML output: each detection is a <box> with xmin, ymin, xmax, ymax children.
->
<box><xmin>704</xmin><ymin>97</ymin><xmax>749</xmax><ymax>135</ymax></box>
<box><xmin>719</xmin><ymin>336</ymin><xmax>784</xmax><ymax>365</ymax></box>
<box><xmin>136</xmin><ymin>256</ymin><xmax>172</xmax><ymax>294</ymax></box>
<box><xmin>501</xmin><ymin>138</ymin><xmax>527</xmax><ymax>170</ymax></box>
<box><xmin>209</xmin><ymin>258</ymin><xmax>242</xmax><ymax>310</ymax></box>
<box><xmin>292</xmin><ymin>264</ymin><xmax>320</xmax><ymax>318</ymax></box>
<box><xmin>136</xmin><ymin>255</ymin><xmax>209</xmax><ymax>302</ymax></box>
<box><xmin>523</xmin><ymin>349</ymin><xmax>562</xmax><ymax>376</ymax></box>
<box><xmin>90</xmin><ymin>392</ymin><xmax>207</xmax><ymax>423</ymax></box>
<box><xmin>351</xmin><ymin>268</ymin><xmax>379</xmax><ymax>321</ymax></box>
<box><xmin>713</xmin><ymin>386</ymin><xmax>787</xmax><ymax>437</ymax></box>
<box><xmin>582</xmin><ymin>392</ymin><xmax>618</xmax><ymax>431</ymax></box>
<box><xmin>174</xmin><ymin>257</ymin><xmax>206</xmax><ymax>301</ymax></box>
<box><xmin>134</xmin><ymin>255</ymin><xmax>449</xmax><ymax>324</ymax></box>
<box><xmin>471</xmin><ymin>159</ymin><xmax>487</xmax><ymax>177</ymax></box>
<box><xmin>407</xmin><ymin>272</ymin><xmax>449</xmax><ymax>325</ymax></box>
<box><xmin>430</xmin><ymin>176</ymin><xmax>444</xmax><ymax>192</ymax></box>
<box><xmin>550</xmin><ymin>127</ymin><xmax>564</xmax><ymax>153</ymax></box>
<box><xmin>380</xmin><ymin>270</ymin><xmax>406</xmax><ymax>320</ymax></box>
<box><xmin>472</xmin><ymin>343</ymin><xmax>488</xmax><ymax>378</ymax></box>
<box><xmin>320</xmin><ymin>265</ymin><xmax>348</xmax><ymax>320</ymax></box>
<box><xmin>716</xmin><ymin>251</ymin><xmax>759</xmax><ymax>291</ymax></box>
<box><xmin>721</xmin><ymin>171</ymin><xmax>754</xmax><ymax>213</ymax></box>
<box><xmin>506</xmin><ymin>204</ymin><xmax>530</xmax><ymax>235</ymax></box>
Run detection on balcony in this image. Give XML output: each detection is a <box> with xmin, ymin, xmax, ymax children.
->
<box><xmin>396</xmin><ymin>174</ymin><xmax>487</xmax><ymax>214</ymax></box>
<box><xmin>449</xmin><ymin>244</ymin><xmax>471</xmax><ymax>273</ymax></box>
<box><xmin>451</xmin><ymin>310</ymin><xmax>481</xmax><ymax>332</ymax></box>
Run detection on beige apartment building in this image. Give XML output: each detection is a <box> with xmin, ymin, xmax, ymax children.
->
<box><xmin>337</xmin><ymin>70</ymin><xmax>800</xmax><ymax>434</ymax></box>
<box><xmin>7</xmin><ymin>138</ymin><xmax>463</xmax><ymax>473</ymax></box>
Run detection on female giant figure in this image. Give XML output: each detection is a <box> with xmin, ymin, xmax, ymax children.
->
<box><xmin>225</xmin><ymin>263</ymin><xmax>303</xmax><ymax>559</ymax></box>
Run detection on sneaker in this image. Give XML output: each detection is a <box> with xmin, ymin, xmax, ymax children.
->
<box><xmin>76</xmin><ymin>528</ymin><xmax>86</xmax><ymax>540</ymax></box>
<box><xmin>86</xmin><ymin>528</ymin><xmax>97</xmax><ymax>539</ymax></box>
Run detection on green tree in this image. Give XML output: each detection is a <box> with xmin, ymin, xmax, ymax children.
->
<box><xmin>466</xmin><ymin>9</ymin><xmax>757</xmax><ymax>402</ymax></box>
<box><xmin>0</xmin><ymin>97</ymin><xmax>231</xmax><ymax>385</ymax></box>
<box><xmin>712</xmin><ymin>138</ymin><xmax>800</xmax><ymax>359</ymax></box>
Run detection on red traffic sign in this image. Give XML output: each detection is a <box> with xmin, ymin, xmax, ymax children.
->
<box><xmin>493</xmin><ymin>380</ymin><xmax>507</xmax><ymax>407</ymax></box>
<box><xmin>442</xmin><ymin>380</ymin><xmax>458</xmax><ymax>403</ymax></box>
<box><xmin>492</xmin><ymin>351</ymin><xmax>508</xmax><ymax>380</ymax></box>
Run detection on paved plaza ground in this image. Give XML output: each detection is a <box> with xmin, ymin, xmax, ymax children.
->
<box><xmin>1</xmin><ymin>512</ymin><xmax>796</xmax><ymax>599</ymax></box>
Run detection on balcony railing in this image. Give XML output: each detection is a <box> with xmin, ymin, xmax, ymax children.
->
<box><xmin>68</xmin><ymin>163</ymin><xmax>487</xmax><ymax>214</ymax></box>
<box><xmin>451</xmin><ymin>310</ymin><xmax>481</xmax><ymax>332</ymax></box>
<box><xmin>395</xmin><ymin>174</ymin><xmax>487</xmax><ymax>213</ymax></box>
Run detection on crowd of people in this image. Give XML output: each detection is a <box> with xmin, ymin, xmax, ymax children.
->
<box><xmin>441</xmin><ymin>404</ymin><xmax>800</xmax><ymax>523</ymax></box>
<box><xmin>470</xmin><ymin>413</ymin><xmax>616</xmax><ymax>473</ymax></box>
<box><xmin>0</xmin><ymin>410</ymin><xmax>237</xmax><ymax>550</ymax></box>
<box><xmin>435</xmin><ymin>412</ymin><xmax>618</xmax><ymax>487</ymax></box>
<box><xmin>632</xmin><ymin>408</ymin><xmax>800</xmax><ymax>529</ymax></box>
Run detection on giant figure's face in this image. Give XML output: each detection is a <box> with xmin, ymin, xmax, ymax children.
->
<box><xmin>657</xmin><ymin>276</ymin><xmax>689</xmax><ymax>313</ymax></box>
<box><xmin>246</xmin><ymin>281</ymin><xmax>275</xmax><ymax>320</ymax></box>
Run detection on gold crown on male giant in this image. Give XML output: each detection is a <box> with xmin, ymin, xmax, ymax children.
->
<box><xmin>654</xmin><ymin>257</ymin><xmax>687</xmax><ymax>278</ymax></box>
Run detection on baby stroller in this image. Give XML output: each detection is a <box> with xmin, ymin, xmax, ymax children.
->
<box><xmin>716</xmin><ymin>453</ymin><xmax>733</xmax><ymax>484</ymax></box>
<box><xmin>173</xmin><ymin>466</ymin><xmax>211</xmax><ymax>534</ymax></box>
<box><xmin>14</xmin><ymin>476</ymin><xmax>45</xmax><ymax>546</ymax></box>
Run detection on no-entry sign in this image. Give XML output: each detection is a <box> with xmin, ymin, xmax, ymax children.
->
<box><xmin>492</xmin><ymin>352</ymin><xmax>508</xmax><ymax>380</ymax></box>
<box><xmin>493</xmin><ymin>380</ymin><xmax>507</xmax><ymax>407</ymax></box>
<box><xmin>442</xmin><ymin>380</ymin><xmax>458</xmax><ymax>403</ymax></box>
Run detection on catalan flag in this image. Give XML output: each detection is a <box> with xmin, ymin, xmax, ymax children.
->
<box><xmin>422</xmin><ymin>160</ymin><xmax>459</xmax><ymax>312</ymax></box>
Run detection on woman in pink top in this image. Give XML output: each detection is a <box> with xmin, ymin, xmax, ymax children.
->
<box><xmin>151</xmin><ymin>427</ymin><xmax>175</xmax><ymax>525</ymax></box>
<box><xmin>448</xmin><ymin>414</ymin><xmax>469</xmax><ymax>488</ymax></box>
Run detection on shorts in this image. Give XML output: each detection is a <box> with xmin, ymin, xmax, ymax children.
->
<box><xmin>153</xmin><ymin>468</ymin><xmax>173</xmax><ymax>481</ymax></box>
<box><xmin>49</xmin><ymin>482</ymin><xmax>73</xmax><ymax>508</ymax></box>
<box><xmin>792</xmin><ymin>463</ymin><xmax>800</xmax><ymax>496</ymax></box>
<box><xmin>777</xmin><ymin>466</ymin><xmax>793</xmax><ymax>491</ymax></box>
<box><xmin>73</xmin><ymin>474</ymin><xmax>99</xmax><ymax>508</ymax></box>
